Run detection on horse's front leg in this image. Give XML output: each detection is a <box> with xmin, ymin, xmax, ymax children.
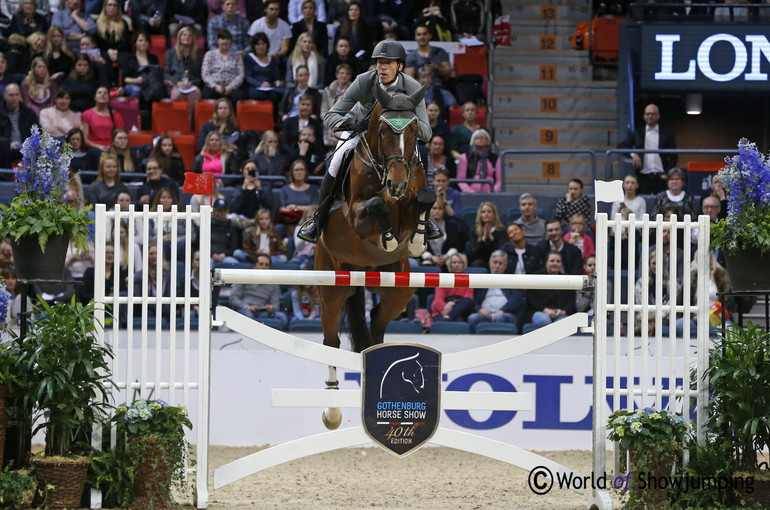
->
<box><xmin>354</xmin><ymin>196</ymin><xmax>398</xmax><ymax>252</ymax></box>
<box><xmin>408</xmin><ymin>187</ymin><xmax>437</xmax><ymax>257</ymax></box>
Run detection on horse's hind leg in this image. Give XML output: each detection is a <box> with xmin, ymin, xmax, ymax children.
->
<box><xmin>345</xmin><ymin>287</ymin><xmax>373</xmax><ymax>353</ymax></box>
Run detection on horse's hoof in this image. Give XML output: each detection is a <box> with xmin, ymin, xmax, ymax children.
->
<box><xmin>322</xmin><ymin>407</ymin><xmax>342</xmax><ymax>429</ymax></box>
<box><xmin>379</xmin><ymin>232</ymin><xmax>398</xmax><ymax>252</ymax></box>
<box><xmin>407</xmin><ymin>238</ymin><xmax>427</xmax><ymax>257</ymax></box>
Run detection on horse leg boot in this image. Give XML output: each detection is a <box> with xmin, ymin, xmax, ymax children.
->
<box><xmin>409</xmin><ymin>187</ymin><xmax>440</xmax><ymax>257</ymax></box>
<box><xmin>322</xmin><ymin>365</ymin><xmax>342</xmax><ymax>430</ymax></box>
<box><xmin>297</xmin><ymin>172</ymin><xmax>336</xmax><ymax>243</ymax></box>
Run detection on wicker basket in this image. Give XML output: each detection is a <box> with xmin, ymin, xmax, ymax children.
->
<box><xmin>130</xmin><ymin>435</ymin><xmax>173</xmax><ymax>510</ymax></box>
<box><xmin>31</xmin><ymin>455</ymin><xmax>89</xmax><ymax>509</ymax></box>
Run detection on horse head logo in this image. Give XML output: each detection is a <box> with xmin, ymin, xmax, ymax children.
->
<box><xmin>379</xmin><ymin>352</ymin><xmax>425</xmax><ymax>398</ymax></box>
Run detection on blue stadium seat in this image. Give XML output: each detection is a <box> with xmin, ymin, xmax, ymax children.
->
<box><xmin>288</xmin><ymin>319</ymin><xmax>323</xmax><ymax>332</ymax></box>
<box><xmin>256</xmin><ymin>317</ymin><xmax>286</xmax><ymax>331</ymax></box>
<box><xmin>429</xmin><ymin>322</ymin><xmax>470</xmax><ymax>334</ymax></box>
<box><xmin>461</xmin><ymin>206</ymin><xmax>477</xmax><ymax>230</ymax></box>
<box><xmin>386</xmin><ymin>320</ymin><xmax>424</xmax><ymax>334</ymax></box>
<box><xmin>475</xmin><ymin>322</ymin><xmax>518</xmax><ymax>335</ymax></box>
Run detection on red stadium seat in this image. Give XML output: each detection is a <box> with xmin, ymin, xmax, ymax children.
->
<box><xmin>110</xmin><ymin>97</ymin><xmax>140</xmax><ymax>131</ymax></box>
<box><xmin>237</xmin><ymin>100</ymin><xmax>274</xmax><ymax>132</ymax></box>
<box><xmin>169</xmin><ymin>132</ymin><xmax>197</xmax><ymax>171</ymax></box>
<box><xmin>454</xmin><ymin>50</ymin><xmax>488</xmax><ymax>79</ymax></box>
<box><xmin>591</xmin><ymin>15</ymin><xmax>624</xmax><ymax>64</ymax></box>
<box><xmin>152</xmin><ymin>99</ymin><xmax>191</xmax><ymax>134</ymax></box>
<box><xmin>449</xmin><ymin>105</ymin><xmax>487</xmax><ymax>130</ymax></box>
<box><xmin>194</xmin><ymin>99</ymin><xmax>217</xmax><ymax>136</ymax></box>
<box><xmin>128</xmin><ymin>131</ymin><xmax>154</xmax><ymax>147</ymax></box>
<box><xmin>149</xmin><ymin>35</ymin><xmax>167</xmax><ymax>68</ymax></box>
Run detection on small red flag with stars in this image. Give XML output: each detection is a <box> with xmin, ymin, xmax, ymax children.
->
<box><xmin>183</xmin><ymin>172</ymin><xmax>213</xmax><ymax>195</ymax></box>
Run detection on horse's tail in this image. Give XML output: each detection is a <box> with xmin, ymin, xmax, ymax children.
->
<box><xmin>343</xmin><ymin>287</ymin><xmax>371</xmax><ymax>353</ymax></box>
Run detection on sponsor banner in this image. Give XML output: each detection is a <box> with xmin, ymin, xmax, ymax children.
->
<box><xmin>640</xmin><ymin>24</ymin><xmax>770</xmax><ymax>91</ymax></box>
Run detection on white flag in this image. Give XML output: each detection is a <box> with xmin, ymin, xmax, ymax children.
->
<box><xmin>594</xmin><ymin>180</ymin><xmax>624</xmax><ymax>205</ymax></box>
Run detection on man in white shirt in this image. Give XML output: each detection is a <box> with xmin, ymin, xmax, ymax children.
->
<box><xmin>248</xmin><ymin>0</ymin><xmax>291</xmax><ymax>59</ymax></box>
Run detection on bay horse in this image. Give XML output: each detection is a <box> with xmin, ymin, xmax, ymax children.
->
<box><xmin>315</xmin><ymin>84</ymin><xmax>435</xmax><ymax>427</ymax></box>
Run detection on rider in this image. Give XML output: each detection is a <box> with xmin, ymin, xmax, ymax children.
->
<box><xmin>297</xmin><ymin>40</ymin><xmax>442</xmax><ymax>243</ymax></box>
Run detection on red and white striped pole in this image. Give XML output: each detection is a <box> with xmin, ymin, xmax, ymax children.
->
<box><xmin>214</xmin><ymin>269</ymin><xmax>589</xmax><ymax>290</ymax></box>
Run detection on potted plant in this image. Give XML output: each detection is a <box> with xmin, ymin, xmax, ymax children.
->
<box><xmin>607</xmin><ymin>406</ymin><xmax>689</xmax><ymax>509</ymax></box>
<box><xmin>0</xmin><ymin>125</ymin><xmax>92</xmax><ymax>280</ymax></box>
<box><xmin>113</xmin><ymin>398</ymin><xmax>192</xmax><ymax>509</ymax></box>
<box><xmin>0</xmin><ymin>278</ymin><xmax>16</xmax><ymax>468</ymax></box>
<box><xmin>0</xmin><ymin>467</ymin><xmax>36</xmax><ymax>509</ymax></box>
<box><xmin>711</xmin><ymin>138</ymin><xmax>770</xmax><ymax>291</ymax></box>
<box><xmin>706</xmin><ymin>322</ymin><xmax>770</xmax><ymax>506</ymax></box>
<box><xmin>17</xmin><ymin>298</ymin><xmax>113</xmax><ymax>509</ymax></box>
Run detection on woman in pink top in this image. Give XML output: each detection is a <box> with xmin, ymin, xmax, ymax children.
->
<box><xmin>81</xmin><ymin>85</ymin><xmax>124</xmax><ymax>151</ymax></box>
<box><xmin>430</xmin><ymin>252</ymin><xmax>475</xmax><ymax>323</ymax></box>
<box><xmin>455</xmin><ymin>128</ymin><xmax>502</xmax><ymax>193</ymax></box>
<box><xmin>39</xmin><ymin>88</ymin><xmax>82</xmax><ymax>137</ymax></box>
<box><xmin>192</xmin><ymin>130</ymin><xmax>237</xmax><ymax>176</ymax></box>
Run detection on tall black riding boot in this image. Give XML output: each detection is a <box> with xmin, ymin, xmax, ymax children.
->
<box><xmin>297</xmin><ymin>172</ymin><xmax>336</xmax><ymax>243</ymax></box>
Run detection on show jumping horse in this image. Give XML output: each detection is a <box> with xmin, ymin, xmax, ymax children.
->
<box><xmin>315</xmin><ymin>85</ymin><xmax>435</xmax><ymax>428</ymax></box>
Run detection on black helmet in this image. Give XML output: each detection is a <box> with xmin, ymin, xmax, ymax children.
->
<box><xmin>371</xmin><ymin>40</ymin><xmax>407</xmax><ymax>64</ymax></box>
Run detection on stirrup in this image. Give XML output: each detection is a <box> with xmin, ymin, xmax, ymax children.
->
<box><xmin>297</xmin><ymin>218</ymin><xmax>321</xmax><ymax>243</ymax></box>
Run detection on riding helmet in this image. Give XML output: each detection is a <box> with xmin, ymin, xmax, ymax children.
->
<box><xmin>371</xmin><ymin>40</ymin><xmax>407</xmax><ymax>65</ymax></box>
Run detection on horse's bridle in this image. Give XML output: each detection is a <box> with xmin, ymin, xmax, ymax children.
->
<box><xmin>355</xmin><ymin>106</ymin><xmax>421</xmax><ymax>191</ymax></box>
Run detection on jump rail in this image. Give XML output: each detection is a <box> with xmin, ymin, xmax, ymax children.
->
<box><xmin>213</xmin><ymin>269</ymin><xmax>591</xmax><ymax>291</ymax></box>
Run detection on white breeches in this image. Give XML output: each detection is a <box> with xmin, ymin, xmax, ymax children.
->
<box><xmin>328</xmin><ymin>131</ymin><xmax>359</xmax><ymax>177</ymax></box>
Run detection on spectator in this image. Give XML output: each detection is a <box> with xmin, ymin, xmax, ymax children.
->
<box><xmin>243</xmin><ymin>31</ymin><xmax>283</xmax><ymax>102</ymax></box>
<box><xmin>210</xmin><ymin>198</ymin><xmax>241</xmax><ymax>265</ymax></box>
<box><xmin>112</xmin><ymin>209</ymin><xmax>143</xmax><ymax>272</ymax></box>
<box><xmin>450</xmin><ymin>0</ymin><xmax>484</xmax><ymax>40</ymax></box>
<box><xmin>709</xmin><ymin>174</ymin><xmax>727</xmax><ymax>220</ymax></box>
<box><xmin>650</xmin><ymin>207</ymin><xmax>685</xmax><ymax>282</ymax></box>
<box><xmin>93</xmin><ymin>0</ymin><xmax>130</xmax><ymax>84</ymax></box>
<box><xmin>426</xmin><ymin>135</ymin><xmax>455</xmax><ymax>186</ymax></box>
<box><xmin>431</xmin><ymin>166</ymin><xmax>460</xmax><ymax>216</ymax></box>
<box><xmin>320</xmin><ymin>62</ymin><xmax>352</xmax><ymax>148</ymax></box>
<box><xmin>553</xmin><ymin>178</ymin><xmax>591</xmax><ymax>226</ymax></box>
<box><xmin>148</xmin><ymin>134</ymin><xmax>186</xmax><ymax>184</ymax></box>
<box><xmin>182</xmin><ymin>249</ymin><xmax>203</xmax><ymax>320</ymax></box>
<box><xmin>456</xmin><ymin>128</ymin><xmax>501</xmax><ymax>193</ymax></box>
<box><xmin>290</xmin><ymin>0</ymin><xmax>328</xmax><ymax>59</ymax></box>
<box><xmin>334</xmin><ymin>1</ymin><xmax>375</xmax><ymax>61</ymax></box>
<box><xmin>278</xmin><ymin>64</ymin><xmax>321</xmax><ymax>122</ymax></box>
<box><xmin>129</xmin><ymin>0</ymin><xmax>167</xmax><ymax>35</ymax></box>
<box><xmin>467</xmin><ymin>250</ymin><xmax>525</xmax><ymax>333</ymax></box>
<box><xmin>564</xmin><ymin>213</ymin><xmax>595</xmax><ymax>261</ymax></box>
<box><xmin>523</xmin><ymin>251</ymin><xmax>576</xmax><ymax>333</ymax></box>
<box><xmin>106</xmin><ymin>128</ymin><xmax>139</xmax><ymax>176</ymax></box>
<box><xmin>81</xmin><ymin>85</ymin><xmax>123</xmax><ymax>151</ymax></box>
<box><xmin>137</xmin><ymin>157</ymin><xmax>179</xmax><ymax>206</ymax></box>
<box><xmin>413</xmin><ymin>0</ymin><xmax>453</xmax><ymax>42</ymax></box>
<box><xmin>39</xmin><ymin>88</ymin><xmax>82</xmax><ymax>137</ymax></box>
<box><xmin>692</xmin><ymin>195</ymin><xmax>721</xmax><ymax>244</ymax></box>
<box><xmin>290</xmin><ymin>205</ymin><xmax>317</xmax><ymax>269</ymax></box>
<box><xmin>163</xmin><ymin>25</ymin><xmax>203</xmax><ymax>122</ymax></box>
<box><xmin>514</xmin><ymin>192</ymin><xmax>547</xmax><ymax>244</ymax></box>
<box><xmin>167</xmin><ymin>0</ymin><xmax>206</xmax><ymax>39</ymax></box>
<box><xmin>44</xmin><ymin>25</ymin><xmax>75</xmax><ymax>78</ymax></box>
<box><xmin>197</xmin><ymin>96</ymin><xmax>240</xmax><ymax>151</ymax></box>
<box><xmin>426</xmin><ymin>100</ymin><xmax>449</xmax><ymax>140</ymax></box>
<box><xmin>576</xmin><ymin>254</ymin><xmax>595</xmax><ymax>316</ymax></box>
<box><xmin>80</xmin><ymin>242</ymin><xmax>128</xmax><ymax>303</ymax></box>
<box><xmin>537</xmin><ymin>218</ymin><xmax>585</xmax><ymax>275</ymax></box>
<box><xmin>133</xmin><ymin>243</ymin><xmax>171</xmax><ymax>321</ymax></box>
<box><xmin>610</xmin><ymin>173</ymin><xmax>647</xmax><ymax>220</ymax></box>
<box><xmin>192</xmin><ymin>130</ymin><xmax>238</xmax><ymax>176</ymax></box>
<box><xmin>501</xmin><ymin>222</ymin><xmax>542</xmax><ymax>275</ymax></box>
<box><xmin>201</xmin><ymin>28</ymin><xmax>245</xmax><ymax>102</ymax></box>
<box><xmin>4</xmin><ymin>33</ymin><xmax>33</xmax><ymax>78</ymax></box>
<box><xmin>418</xmin><ymin>199</ymin><xmax>467</xmax><ymax>269</ymax></box>
<box><xmin>466</xmin><ymin>201</ymin><xmax>506</xmax><ymax>267</ymax></box>
<box><xmin>207</xmin><ymin>0</ymin><xmax>249</xmax><ymax>53</ymax></box>
<box><xmin>651</xmin><ymin>167</ymin><xmax>699</xmax><ymax>218</ymax></box>
<box><xmin>51</xmin><ymin>0</ymin><xmax>97</xmax><ymax>54</ymax></box>
<box><xmin>618</xmin><ymin>103</ymin><xmax>677</xmax><ymax>194</ymax></box>
<box><xmin>148</xmin><ymin>187</ymin><xmax>187</xmax><ymax>258</ymax></box>
<box><xmin>253</xmin><ymin>129</ymin><xmax>286</xmax><ymax>177</ymax></box>
<box><xmin>235</xmin><ymin>208</ymin><xmax>287</xmax><ymax>264</ymax></box>
<box><xmin>430</xmin><ymin>252</ymin><xmax>475</xmax><ymax>323</ymax></box>
<box><xmin>277</xmin><ymin>158</ymin><xmax>319</xmax><ymax>234</ymax></box>
<box><xmin>62</xmin><ymin>54</ymin><xmax>100</xmax><ymax>112</ymax></box>
<box><xmin>284</xmin><ymin>125</ymin><xmax>326</xmax><ymax>175</ymax></box>
<box><xmin>247</xmin><ymin>0</ymin><xmax>291</xmax><ymax>59</ymax></box>
<box><xmin>77</xmin><ymin>33</ymin><xmax>110</xmax><ymax>85</ymax></box>
<box><xmin>229</xmin><ymin>253</ymin><xmax>289</xmax><ymax>330</ymax></box>
<box><xmin>230</xmin><ymin>157</ymin><xmax>276</xmax><ymax>221</ymax></box>
<box><xmin>286</xmin><ymin>31</ymin><xmax>324</xmax><ymax>89</ymax></box>
<box><xmin>405</xmin><ymin>24</ymin><xmax>451</xmax><ymax>82</ymax></box>
<box><xmin>324</xmin><ymin>37</ymin><xmax>365</xmax><ymax>87</ymax></box>
<box><xmin>119</xmin><ymin>30</ymin><xmax>165</xmax><ymax>104</ymax></box>
<box><xmin>290</xmin><ymin>284</ymin><xmax>321</xmax><ymax>321</ymax></box>
<box><xmin>288</xmin><ymin>0</ymin><xmax>327</xmax><ymax>24</ymax></box>
<box><xmin>365</xmin><ymin>0</ymin><xmax>412</xmax><ymax>40</ymax></box>
<box><xmin>0</xmin><ymin>54</ymin><xmax>16</xmax><ymax>98</ymax></box>
<box><xmin>21</xmin><ymin>56</ymin><xmax>57</xmax><ymax>115</ymax></box>
<box><xmin>635</xmin><ymin>250</ymin><xmax>678</xmax><ymax>319</ymax></box>
<box><xmin>449</xmin><ymin>101</ymin><xmax>480</xmax><ymax>161</ymax></box>
<box><xmin>417</xmin><ymin>66</ymin><xmax>456</xmax><ymax>120</ymax></box>
<box><xmin>87</xmin><ymin>153</ymin><xmax>129</xmax><ymax>205</ymax></box>
<box><xmin>3</xmin><ymin>267</ymin><xmax>30</xmax><ymax>329</ymax></box>
<box><xmin>66</xmin><ymin>126</ymin><xmax>99</xmax><ymax>174</ymax></box>
<box><xmin>0</xmin><ymin>83</ymin><xmax>37</xmax><ymax>169</ymax></box>
<box><xmin>280</xmin><ymin>93</ymin><xmax>323</xmax><ymax>155</ymax></box>
<box><xmin>8</xmin><ymin>0</ymin><xmax>48</xmax><ymax>38</ymax></box>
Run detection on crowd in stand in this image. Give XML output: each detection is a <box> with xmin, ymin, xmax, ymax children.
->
<box><xmin>0</xmin><ymin>0</ymin><xmax>734</xmax><ymax>335</ymax></box>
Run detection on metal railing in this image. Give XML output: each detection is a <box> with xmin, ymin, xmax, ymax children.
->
<box><xmin>627</xmin><ymin>2</ymin><xmax>770</xmax><ymax>21</ymax></box>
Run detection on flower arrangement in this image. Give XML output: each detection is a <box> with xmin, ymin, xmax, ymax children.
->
<box><xmin>607</xmin><ymin>407</ymin><xmax>689</xmax><ymax>452</ymax></box>
<box><xmin>114</xmin><ymin>399</ymin><xmax>192</xmax><ymax>440</ymax></box>
<box><xmin>711</xmin><ymin>138</ymin><xmax>770</xmax><ymax>254</ymax></box>
<box><xmin>0</xmin><ymin>125</ymin><xmax>92</xmax><ymax>252</ymax></box>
